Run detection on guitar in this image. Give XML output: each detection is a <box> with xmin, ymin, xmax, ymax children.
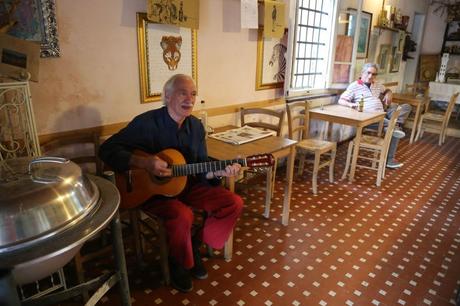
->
<box><xmin>113</xmin><ymin>148</ymin><xmax>274</xmax><ymax>209</ymax></box>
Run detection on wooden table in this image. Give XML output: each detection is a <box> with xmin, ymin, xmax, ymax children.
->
<box><xmin>392</xmin><ymin>93</ymin><xmax>426</xmax><ymax>144</ymax></box>
<box><xmin>207</xmin><ymin>127</ymin><xmax>297</xmax><ymax>259</ymax></box>
<box><xmin>309</xmin><ymin>104</ymin><xmax>385</xmax><ymax>183</ymax></box>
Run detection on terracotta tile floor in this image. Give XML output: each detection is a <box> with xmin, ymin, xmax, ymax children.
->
<box><xmin>99</xmin><ymin>133</ymin><xmax>460</xmax><ymax>305</ymax></box>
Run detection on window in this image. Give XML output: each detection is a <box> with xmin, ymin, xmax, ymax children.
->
<box><xmin>286</xmin><ymin>0</ymin><xmax>336</xmax><ymax>93</ymax></box>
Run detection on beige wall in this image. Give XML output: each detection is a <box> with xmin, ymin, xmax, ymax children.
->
<box><xmin>30</xmin><ymin>0</ymin><xmax>284</xmax><ymax>136</ymax></box>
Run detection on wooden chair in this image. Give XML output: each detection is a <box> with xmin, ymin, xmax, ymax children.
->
<box><xmin>41</xmin><ymin>132</ymin><xmax>170</xmax><ymax>292</ymax></box>
<box><xmin>342</xmin><ymin>106</ymin><xmax>402</xmax><ymax>187</ymax></box>
<box><xmin>415</xmin><ymin>92</ymin><xmax>460</xmax><ymax>146</ymax></box>
<box><xmin>286</xmin><ymin>101</ymin><xmax>337</xmax><ymax>194</ymax></box>
<box><xmin>405</xmin><ymin>82</ymin><xmax>431</xmax><ymax>113</ymax></box>
<box><xmin>238</xmin><ymin>107</ymin><xmax>285</xmax><ymax>207</ymax></box>
<box><xmin>405</xmin><ymin>82</ymin><xmax>429</xmax><ymax>96</ymax></box>
<box><xmin>41</xmin><ymin>132</ymin><xmax>103</xmax><ymax>176</ymax></box>
<box><xmin>41</xmin><ymin>132</ymin><xmax>107</xmax><ymax>300</ymax></box>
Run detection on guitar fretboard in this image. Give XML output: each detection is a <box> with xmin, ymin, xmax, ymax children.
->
<box><xmin>172</xmin><ymin>158</ymin><xmax>247</xmax><ymax>177</ymax></box>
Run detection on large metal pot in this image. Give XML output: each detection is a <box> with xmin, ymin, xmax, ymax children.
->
<box><xmin>0</xmin><ymin>157</ymin><xmax>120</xmax><ymax>285</ymax></box>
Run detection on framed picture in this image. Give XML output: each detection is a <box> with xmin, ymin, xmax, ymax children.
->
<box><xmin>3</xmin><ymin>0</ymin><xmax>60</xmax><ymax>57</ymax></box>
<box><xmin>390</xmin><ymin>46</ymin><xmax>401</xmax><ymax>73</ymax></box>
<box><xmin>377</xmin><ymin>44</ymin><xmax>391</xmax><ymax>72</ymax></box>
<box><xmin>136</xmin><ymin>13</ymin><xmax>197</xmax><ymax>104</ymax></box>
<box><xmin>256</xmin><ymin>27</ymin><xmax>288</xmax><ymax>90</ymax></box>
<box><xmin>346</xmin><ymin>9</ymin><xmax>373</xmax><ymax>59</ymax></box>
<box><xmin>396</xmin><ymin>31</ymin><xmax>406</xmax><ymax>53</ymax></box>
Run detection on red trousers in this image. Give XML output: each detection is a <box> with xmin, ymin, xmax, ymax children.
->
<box><xmin>143</xmin><ymin>183</ymin><xmax>243</xmax><ymax>269</ymax></box>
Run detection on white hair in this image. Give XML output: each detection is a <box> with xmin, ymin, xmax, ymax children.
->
<box><xmin>161</xmin><ymin>74</ymin><xmax>195</xmax><ymax>105</ymax></box>
<box><xmin>361</xmin><ymin>63</ymin><xmax>379</xmax><ymax>74</ymax></box>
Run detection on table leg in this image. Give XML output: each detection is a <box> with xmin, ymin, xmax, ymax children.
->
<box><xmin>410</xmin><ymin>104</ymin><xmax>421</xmax><ymax>144</ymax></box>
<box><xmin>349</xmin><ymin>127</ymin><xmax>363</xmax><ymax>183</ymax></box>
<box><xmin>263</xmin><ymin>166</ymin><xmax>273</xmax><ymax>218</ymax></box>
<box><xmin>223</xmin><ymin>176</ymin><xmax>235</xmax><ymax>260</ymax></box>
<box><xmin>111</xmin><ymin>212</ymin><xmax>132</xmax><ymax>306</ymax></box>
<box><xmin>281</xmin><ymin>146</ymin><xmax>295</xmax><ymax>226</ymax></box>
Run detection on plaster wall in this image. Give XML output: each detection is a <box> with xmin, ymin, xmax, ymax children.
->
<box><xmin>30</xmin><ymin>0</ymin><xmax>284</xmax><ymax>135</ymax></box>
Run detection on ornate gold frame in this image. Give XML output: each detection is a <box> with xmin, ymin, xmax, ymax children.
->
<box><xmin>255</xmin><ymin>27</ymin><xmax>286</xmax><ymax>91</ymax></box>
<box><xmin>136</xmin><ymin>13</ymin><xmax>197</xmax><ymax>104</ymax></box>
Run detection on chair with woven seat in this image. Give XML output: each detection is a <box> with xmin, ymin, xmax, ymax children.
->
<box><xmin>415</xmin><ymin>92</ymin><xmax>459</xmax><ymax>146</ymax></box>
<box><xmin>342</xmin><ymin>106</ymin><xmax>402</xmax><ymax>187</ymax></box>
<box><xmin>238</xmin><ymin>107</ymin><xmax>285</xmax><ymax>208</ymax></box>
<box><xmin>286</xmin><ymin>101</ymin><xmax>337</xmax><ymax>194</ymax></box>
<box><xmin>41</xmin><ymin>132</ymin><xmax>108</xmax><ymax>300</ymax></box>
<box><xmin>41</xmin><ymin>132</ymin><xmax>157</xmax><ymax>293</ymax></box>
<box><xmin>405</xmin><ymin>82</ymin><xmax>429</xmax><ymax>96</ymax></box>
<box><xmin>41</xmin><ymin>132</ymin><xmax>103</xmax><ymax>176</ymax></box>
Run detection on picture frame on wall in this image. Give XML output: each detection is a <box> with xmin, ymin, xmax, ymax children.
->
<box><xmin>377</xmin><ymin>44</ymin><xmax>391</xmax><ymax>72</ymax></box>
<box><xmin>255</xmin><ymin>27</ymin><xmax>288</xmax><ymax>90</ymax></box>
<box><xmin>390</xmin><ymin>46</ymin><xmax>401</xmax><ymax>73</ymax></box>
<box><xmin>346</xmin><ymin>9</ymin><xmax>373</xmax><ymax>59</ymax></box>
<box><xmin>3</xmin><ymin>0</ymin><xmax>60</xmax><ymax>57</ymax></box>
<box><xmin>136</xmin><ymin>13</ymin><xmax>197</xmax><ymax>104</ymax></box>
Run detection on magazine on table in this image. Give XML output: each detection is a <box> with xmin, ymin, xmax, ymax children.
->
<box><xmin>209</xmin><ymin>126</ymin><xmax>276</xmax><ymax>145</ymax></box>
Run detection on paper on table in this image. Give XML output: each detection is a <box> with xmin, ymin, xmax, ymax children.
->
<box><xmin>209</xmin><ymin>126</ymin><xmax>276</xmax><ymax>145</ymax></box>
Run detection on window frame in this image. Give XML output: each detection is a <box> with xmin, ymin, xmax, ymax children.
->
<box><xmin>284</xmin><ymin>0</ymin><xmax>339</xmax><ymax>97</ymax></box>
<box><xmin>285</xmin><ymin>0</ymin><xmax>368</xmax><ymax>97</ymax></box>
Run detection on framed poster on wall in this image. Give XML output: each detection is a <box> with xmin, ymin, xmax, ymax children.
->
<box><xmin>136</xmin><ymin>13</ymin><xmax>197</xmax><ymax>103</ymax></box>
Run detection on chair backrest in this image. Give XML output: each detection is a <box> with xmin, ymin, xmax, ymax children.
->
<box><xmin>41</xmin><ymin>132</ymin><xmax>103</xmax><ymax>176</ymax></box>
<box><xmin>286</xmin><ymin>101</ymin><xmax>310</xmax><ymax>140</ymax></box>
<box><xmin>443</xmin><ymin>92</ymin><xmax>460</xmax><ymax>124</ymax></box>
<box><xmin>382</xmin><ymin>106</ymin><xmax>402</xmax><ymax>155</ymax></box>
<box><xmin>405</xmin><ymin>82</ymin><xmax>429</xmax><ymax>96</ymax></box>
<box><xmin>240</xmin><ymin>107</ymin><xmax>285</xmax><ymax>136</ymax></box>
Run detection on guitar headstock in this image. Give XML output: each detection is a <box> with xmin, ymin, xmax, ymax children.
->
<box><xmin>246</xmin><ymin>154</ymin><xmax>275</xmax><ymax>168</ymax></box>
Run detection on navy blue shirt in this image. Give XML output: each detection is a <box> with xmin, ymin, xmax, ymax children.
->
<box><xmin>99</xmin><ymin>107</ymin><xmax>216</xmax><ymax>184</ymax></box>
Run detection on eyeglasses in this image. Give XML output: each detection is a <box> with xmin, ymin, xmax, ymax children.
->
<box><xmin>366</xmin><ymin>71</ymin><xmax>378</xmax><ymax>76</ymax></box>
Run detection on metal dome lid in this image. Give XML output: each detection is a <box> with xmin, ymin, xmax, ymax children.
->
<box><xmin>0</xmin><ymin>156</ymin><xmax>100</xmax><ymax>253</ymax></box>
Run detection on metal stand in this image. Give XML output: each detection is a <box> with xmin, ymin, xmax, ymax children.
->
<box><xmin>20</xmin><ymin>212</ymin><xmax>131</xmax><ymax>306</ymax></box>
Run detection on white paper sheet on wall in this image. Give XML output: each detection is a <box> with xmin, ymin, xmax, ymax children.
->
<box><xmin>241</xmin><ymin>0</ymin><xmax>258</xmax><ymax>29</ymax></box>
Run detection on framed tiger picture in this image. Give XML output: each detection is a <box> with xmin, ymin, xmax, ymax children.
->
<box><xmin>256</xmin><ymin>27</ymin><xmax>288</xmax><ymax>90</ymax></box>
<box><xmin>136</xmin><ymin>13</ymin><xmax>197</xmax><ymax>103</ymax></box>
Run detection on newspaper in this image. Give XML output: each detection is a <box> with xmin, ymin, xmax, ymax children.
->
<box><xmin>209</xmin><ymin>126</ymin><xmax>276</xmax><ymax>145</ymax></box>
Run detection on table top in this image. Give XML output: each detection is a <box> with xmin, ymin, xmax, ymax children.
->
<box><xmin>309</xmin><ymin>104</ymin><xmax>385</xmax><ymax>127</ymax></box>
<box><xmin>207</xmin><ymin>126</ymin><xmax>297</xmax><ymax>161</ymax></box>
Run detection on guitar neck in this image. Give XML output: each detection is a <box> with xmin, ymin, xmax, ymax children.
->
<box><xmin>172</xmin><ymin>158</ymin><xmax>247</xmax><ymax>177</ymax></box>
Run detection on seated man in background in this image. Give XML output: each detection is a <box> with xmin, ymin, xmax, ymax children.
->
<box><xmin>338</xmin><ymin>62</ymin><xmax>412</xmax><ymax>168</ymax></box>
<box><xmin>99</xmin><ymin>74</ymin><xmax>243</xmax><ymax>292</ymax></box>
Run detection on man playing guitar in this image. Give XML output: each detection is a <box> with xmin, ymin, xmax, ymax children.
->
<box><xmin>99</xmin><ymin>74</ymin><xmax>243</xmax><ymax>292</ymax></box>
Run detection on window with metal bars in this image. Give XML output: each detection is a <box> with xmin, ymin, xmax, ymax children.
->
<box><xmin>290</xmin><ymin>0</ymin><xmax>335</xmax><ymax>90</ymax></box>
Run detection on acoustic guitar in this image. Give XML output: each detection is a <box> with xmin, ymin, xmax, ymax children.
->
<box><xmin>113</xmin><ymin>148</ymin><xmax>274</xmax><ymax>209</ymax></box>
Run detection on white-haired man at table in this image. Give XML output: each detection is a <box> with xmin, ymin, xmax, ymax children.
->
<box><xmin>338</xmin><ymin>63</ymin><xmax>412</xmax><ymax>168</ymax></box>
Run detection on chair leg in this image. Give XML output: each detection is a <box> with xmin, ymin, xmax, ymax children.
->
<box><xmin>342</xmin><ymin>141</ymin><xmax>354</xmax><ymax>180</ymax></box>
<box><xmin>376</xmin><ymin>150</ymin><xmax>385</xmax><ymax>187</ymax></box>
<box><xmin>312</xmin><ymin>152</ymin><xmax>320</xmax><ymax>194</ymax></box>
<box><xmin>297</xmin><ymin>152</ymin><xmax>306</xmax><ymax>175</ymax></box>
<box><xmin>329</xmin><ymin>147</ymin><xmax>336</xmax><ymax>183</ymax></box>
<box><xmin>129</xmin><ymin>209</ymin><xmax>144</xmax><ymax>264</ymax></box>
<box><xmin>441</xmin><ymin>123</ymin><xmax>448</xmax><ymax>145</ymax></box>
<box><xmin>270</xmin><ymin>159</ymin><xmax>278</xmax><ymax>200</ymax></box>
<box><xmin>74</xmin><ymin>252</ymin><xmax>89</xmax><ymax>302</ymax></box>
<box><xmin>264</xmin><ymin>166</ymin><xmax>273</xmax><ymax>218</ymax></box>
<box><xmin>415</xmin><ymin>117</ymin><xmax>423</xmax><ymax>141</ymax></box>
